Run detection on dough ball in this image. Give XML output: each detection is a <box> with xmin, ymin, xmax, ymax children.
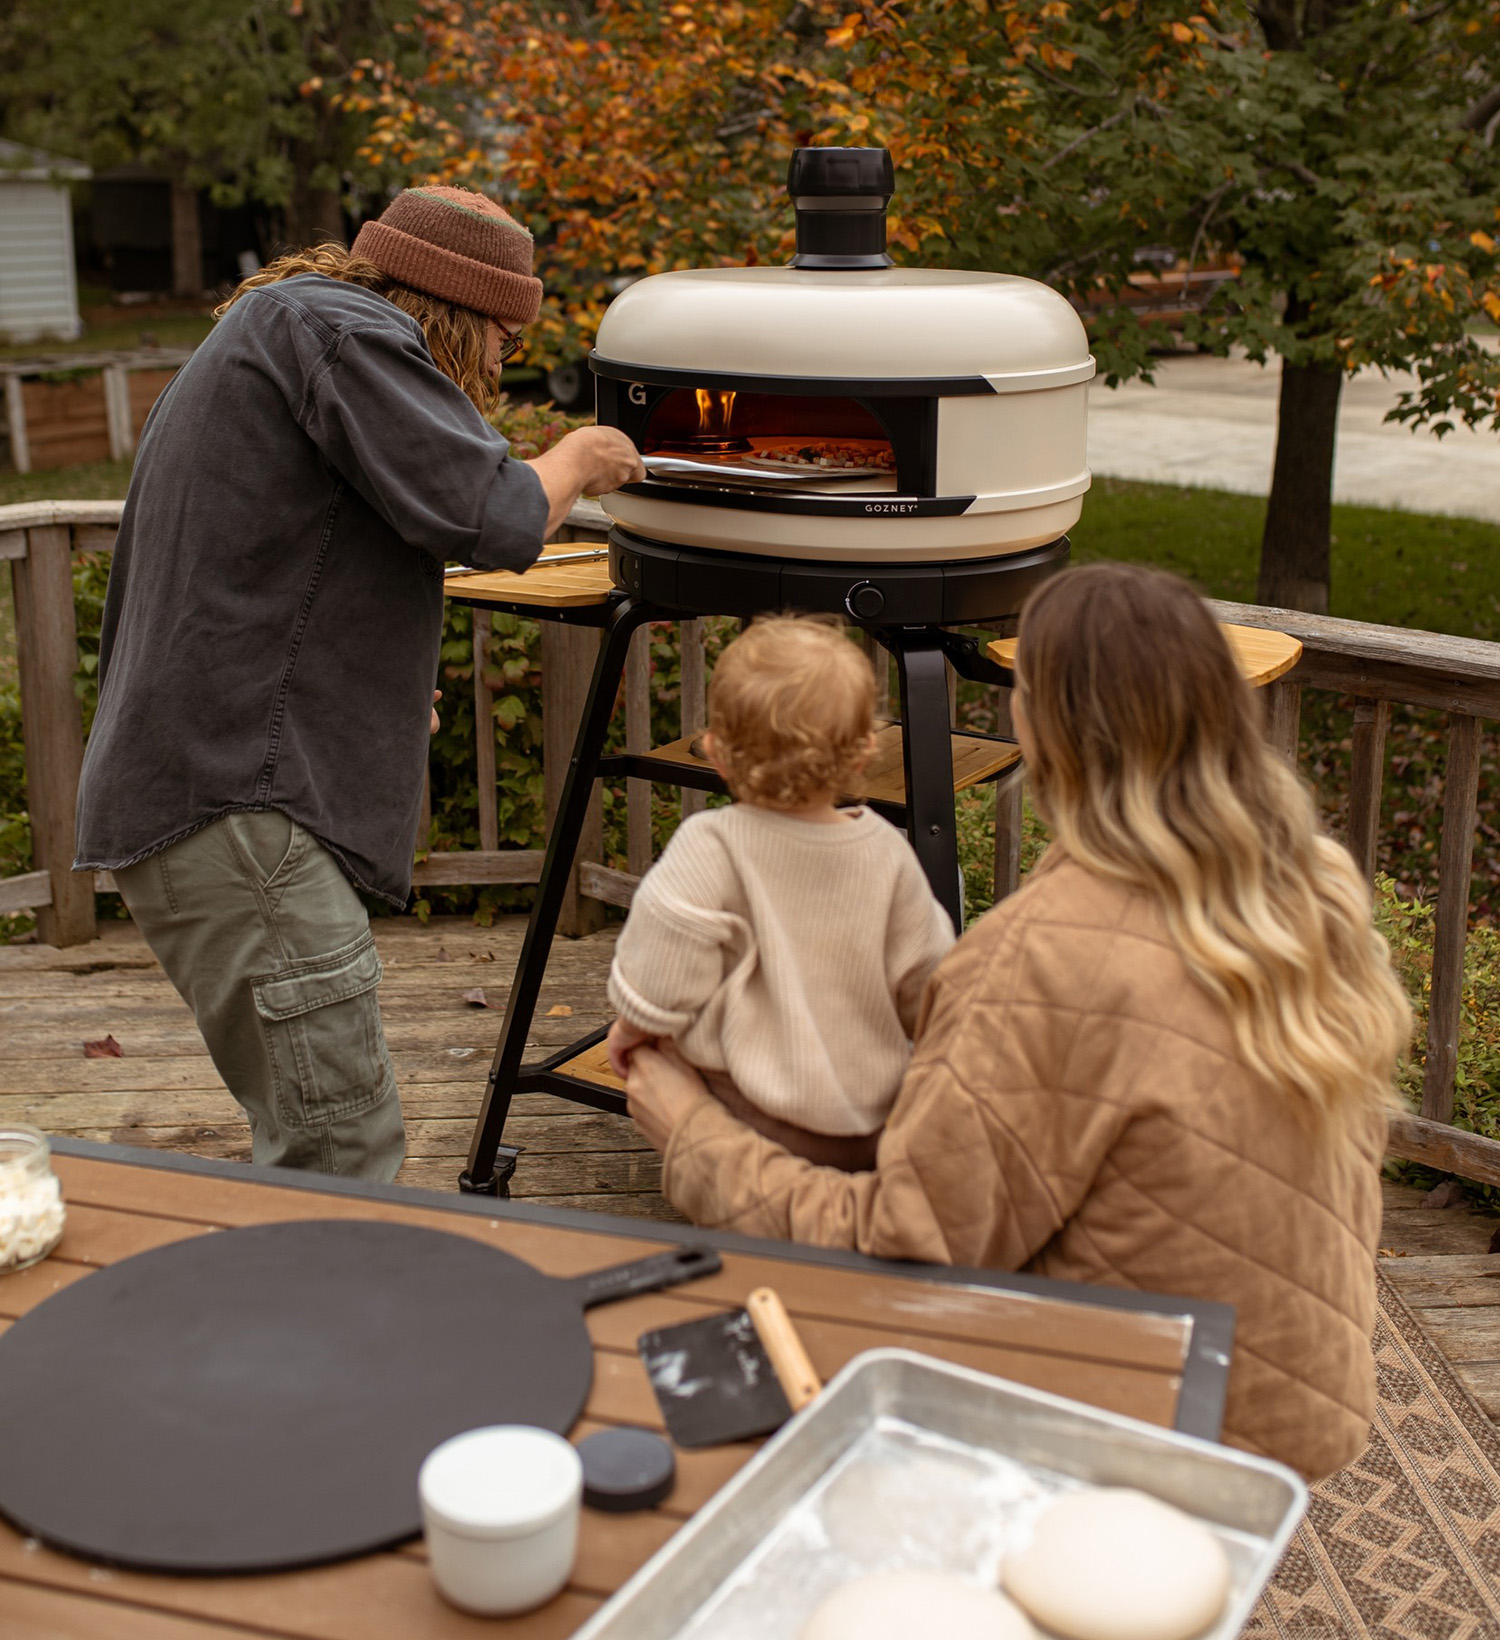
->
<box><xmin>1002</xmin><ymin>1488</ymin><xmax>1231</xmax><ymax>1640</ymax></box>
<box><xmin>802</xmin><ymin>1570</ymin><xmax>1035</xmax><ymax>1640</ymax></box>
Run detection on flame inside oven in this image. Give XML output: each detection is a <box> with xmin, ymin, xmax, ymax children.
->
<box><xmin>657</xmin><ymin>390</ymin><xmax>751</xmax><ymax>455</ymax></box>
<box><xmin>696</xmin><ymin>389</ymin><xmax>736</xmax><ymax>438</ymax></box>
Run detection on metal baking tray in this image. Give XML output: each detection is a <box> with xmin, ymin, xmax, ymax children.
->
<box><xmin>573</xmin><ymin>1349</ymin><xmax>1305</xmax><ymax>1640</ymax></box>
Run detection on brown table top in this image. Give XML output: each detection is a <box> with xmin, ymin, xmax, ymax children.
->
<box><xmin>0</xmin><ymin>1143</ymin><xmax>1232</xmax><ymax>1639</ymax></box>
<box><xmin>445</xmin><ymin>548</ymin><xmax>613</xmax><ymax>610</ymax></box>
<box><xmin>987</xmin><ymin>622</ymin><xmax>1303</xmax><ymax>688</ymax></box>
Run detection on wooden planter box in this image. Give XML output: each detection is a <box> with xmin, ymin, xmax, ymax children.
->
<box><xmin>3</xmin><ymin>354</ymin><xmax>189</xmax><ymax>473</ymax></box>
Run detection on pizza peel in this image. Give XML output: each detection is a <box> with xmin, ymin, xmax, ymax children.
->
<box><xmin>0</xmin><ymin>1219</ymin><xmax>719</xmax><ymax>1573</ymax></box>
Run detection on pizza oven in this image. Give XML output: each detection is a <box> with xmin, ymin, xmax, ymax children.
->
<box><xmin>591</xmin><ymin>147</ymin><xmax>1095</xmax><ymax>577</ymax></box>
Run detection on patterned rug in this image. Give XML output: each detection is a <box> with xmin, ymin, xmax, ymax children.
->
<box><xmin>1246</xmin><ymin>1268</ymin><xmax>1500</xmax><ymax>1638</ymax></box>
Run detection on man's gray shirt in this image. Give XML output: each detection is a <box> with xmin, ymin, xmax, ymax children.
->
<box><xmin>74</xmin><ymin>274</ymin><xmax>549</xmax><ymax>906</ymax></box>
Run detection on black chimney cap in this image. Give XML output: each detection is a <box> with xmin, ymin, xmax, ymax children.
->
<box><xmin>786</xmin><ymin>146</ymin><xmax>895</xmax><ymax>199</ymax></box>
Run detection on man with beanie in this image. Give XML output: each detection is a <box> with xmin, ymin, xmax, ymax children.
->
<box><xmin>74</xmin><ymin>186</ymin><xmax>643</xmax><ymax>1182</ymax></box>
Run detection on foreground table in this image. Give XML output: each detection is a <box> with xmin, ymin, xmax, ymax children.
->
<box><xmin>0</xmin><ymin>1144</ymin><xmax>1233</xmax><ymax>1639</ymax></box>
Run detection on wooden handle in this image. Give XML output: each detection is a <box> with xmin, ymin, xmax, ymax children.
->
<box><xmin>747</xmin><ymin>1287</ymin><xmax>822</xmax><ymax>1412</ymax></box>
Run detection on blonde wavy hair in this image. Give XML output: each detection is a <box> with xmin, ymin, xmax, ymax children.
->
<box><xmin>215</xmin><ymin>241</ymin><xmax>499</xmax><ymax>414</ymax></box>
<box><xmin>709</xmin><ymin>616</ymin><xmax>877</xmax><ymax>808</ymax></box>
<box><xmin>1016</xmin><ymin>563</ymin><xmax>1409</xmax><ymax>1130</ymax></box>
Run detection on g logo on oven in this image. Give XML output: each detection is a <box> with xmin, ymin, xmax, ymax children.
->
<box><xmin>628</xmin><ymin>383</ymin><xmax>648</xmax><ymax>406</ymax></box>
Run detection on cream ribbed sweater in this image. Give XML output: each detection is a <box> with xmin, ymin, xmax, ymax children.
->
<box><xmin>608</xmin><ymin>805</ymin><xmax>955</xmax><ymax>1136</ymax></box>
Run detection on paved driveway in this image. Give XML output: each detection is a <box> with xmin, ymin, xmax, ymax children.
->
<box><xmin>1087</xmin><ymin>348</ymin><xmax>1500</xmax><ymax>523</ymax></box>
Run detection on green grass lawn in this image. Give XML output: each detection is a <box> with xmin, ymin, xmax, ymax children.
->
<box><xmin>1072</xmin><ymin>477</ymin><xmax>1500</xmax><ymax>640</ymax></box>
<box><xmin>0</xmin><ymin>313</ymin><xmax>215</xmax><ymax>363</ymax></box>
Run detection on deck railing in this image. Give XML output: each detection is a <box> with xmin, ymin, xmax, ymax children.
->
<box><xmin>1</xmin><ymin>500</ymin><xmax>1495</xmax><ymax>1185</ymax></box>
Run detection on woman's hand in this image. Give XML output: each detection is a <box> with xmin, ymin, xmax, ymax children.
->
<box><xmin>626</xmin><ymin>1043</ymin><xmax>710</xmax><ymax>1154</ymax></box>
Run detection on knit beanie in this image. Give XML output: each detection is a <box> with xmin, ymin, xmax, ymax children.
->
<box><xmin>352</xmin><ymin>186</ymin><xmax>543</xmax><ymax>326</ymax></box>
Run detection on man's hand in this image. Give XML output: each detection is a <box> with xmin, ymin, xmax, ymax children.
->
<box><xmin>606</xmin><ymin>1016</ymin><xmax>655</xmax><ymax>1079</ymax></box>
<box><xmin>430</xmin><ymin>689</ymin><xmax>441</xmax><ymax>735</ymax></box>
<box><xmin>626</xmin><ymin>1043</ymin><xmax>710</xmax><ymax>1154</ymax></box>
<box><xmin>527</xmin><ymin>427</ymin><xmax>645</xmax><ymax>536</ymax></box>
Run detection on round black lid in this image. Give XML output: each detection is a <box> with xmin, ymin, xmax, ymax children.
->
<box><xmin>786</xmin><ymin>145</ymin><xmax>895</xmax><ymax>200</ymax></box>
<box><xmin>577</xmin><ymin>1427</ymin><xmax>677</xmax><ymax>1513</ymax></box>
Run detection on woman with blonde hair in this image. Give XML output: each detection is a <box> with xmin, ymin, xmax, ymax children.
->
<box><xmin>627</xmin><ymin>563</ymin><xmax>1410</xmax><ymax>1481</ymax></box>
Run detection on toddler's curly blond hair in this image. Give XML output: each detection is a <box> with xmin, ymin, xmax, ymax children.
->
<box><xmin>708</xmin><ymin>617</ymin><xmax>877</xmax><ymax>809</ymax></box>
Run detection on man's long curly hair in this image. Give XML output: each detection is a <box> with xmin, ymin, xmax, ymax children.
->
<box><xmin>215</xmin><ymin>241</ymin><xmax>498</xmax><ymax>414</ymax></box>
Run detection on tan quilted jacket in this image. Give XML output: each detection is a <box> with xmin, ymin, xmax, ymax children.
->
<box><xmin>661</xmin><ymin>852</ymin><xmax>1386</xmax><ymax>1482</ymax></box>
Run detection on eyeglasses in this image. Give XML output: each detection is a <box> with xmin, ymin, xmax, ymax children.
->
<box><xmin>497</xmin><ymin>329</ymin><xmax>525</xmax><ymax>365</ymax></box>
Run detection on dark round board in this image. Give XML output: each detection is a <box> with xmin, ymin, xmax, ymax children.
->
<box><xmin>0</xmin><ymin>1220</ymin><xmax>714</xmax><ymax>1573</ymax></box>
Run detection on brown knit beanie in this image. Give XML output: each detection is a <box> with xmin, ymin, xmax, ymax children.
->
<box><xmin>352</xmin><ymin>185</ymin><xmax>542</xmax><ymax>326</ymax></box>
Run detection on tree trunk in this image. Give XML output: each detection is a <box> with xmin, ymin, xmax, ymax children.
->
<box><xmin>281</xmin><ymin>182</ymin><xmax>345</xmax><ymax>253</ymax></box>
<box><xmin>1257</xmin><ymin>356</ymin><xmax>1342</xmax><ymax>614</ymax></box>
<box><xmin>169</xmin><ymin>181</ymin><xmax>203</xmax><ymax>297</ymax></box>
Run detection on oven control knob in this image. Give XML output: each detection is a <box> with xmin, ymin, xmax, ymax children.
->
<box><xmin>846</xmin><ymin>582</ymin><xmax>885</xmax><ymax>620</ymax></box>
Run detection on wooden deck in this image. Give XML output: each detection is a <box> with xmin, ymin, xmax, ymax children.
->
<box><xmin>0</xmin><ymin>915</ymin><xmax>673</xmax><ymax>1218</ymax></box>
<box><xmin>6</xmin><ymin>915</ymin><xmax>1500</xmax><ymax>1421</ymax></box>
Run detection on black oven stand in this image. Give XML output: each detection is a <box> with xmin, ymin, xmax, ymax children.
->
<box><xmin>457</xmin><ymin>528</ymin><xmax>1066</xmax><ymax>1196</ymax></box>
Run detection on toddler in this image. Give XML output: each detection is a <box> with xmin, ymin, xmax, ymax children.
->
<box><xmin>607</xmin><ymin>616</ymin><xmax>954</xmax><ymax>1170</ymax></box>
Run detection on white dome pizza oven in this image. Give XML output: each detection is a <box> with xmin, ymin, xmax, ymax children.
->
<box><xmin>593</xmin><ymin>147</ymin><xmax>1094</xmax><ymax>592</ymax></box>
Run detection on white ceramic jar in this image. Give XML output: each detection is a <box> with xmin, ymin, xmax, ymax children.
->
<box><xmin>0</xmin><ymin>1124</ymin><xmax>66</xmax><ymax>1275</ymax></box>
<box><xmin>419</xmin><ymin>1425</ymin><xmax>583</xmax><ymax>1615</ymax></box>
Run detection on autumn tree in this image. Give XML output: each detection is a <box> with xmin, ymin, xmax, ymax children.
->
<box><xmin>330</xmin><ymin>0</ymin><xmax>1067</xmax><ymax>365</ymax></box>
<box><xmin>969</xmin><ymin>0</ymin><xmax>1500</xmax><ymax>614</ymax></box>
<box><xmin>0</xmin><ymin>0</ymin><xmax>423</xmax><ymax>262</ymax></box>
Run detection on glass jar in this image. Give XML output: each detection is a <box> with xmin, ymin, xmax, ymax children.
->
<box><xmin>0</xmin><ymin>1125</ymin><xmax>66</xmax><ymax>1274</ymax></box>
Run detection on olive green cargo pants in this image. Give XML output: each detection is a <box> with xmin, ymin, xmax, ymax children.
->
<box><xmin>113</xmin><ymin>811</ymin><xmax>406</xmax><ymax>1181</ymax></box>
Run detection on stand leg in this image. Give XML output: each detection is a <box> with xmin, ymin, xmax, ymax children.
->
<box><xmin>462</xmin><ymin>599</ymin><xmax>651</xmax><ymax>1193</ymax></box>
<box><xmin>888</xmin><ymin>630</ymin><xmax>964</xmax><ymax>933</ymax></box>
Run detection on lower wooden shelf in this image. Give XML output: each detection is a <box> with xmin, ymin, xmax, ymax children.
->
<box><xmin>639</xmin><ymin>722</ymin><xmax>1020</xmax><ymax>807</ymax></box>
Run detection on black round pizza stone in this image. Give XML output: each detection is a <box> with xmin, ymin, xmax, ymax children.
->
<box><xmin>0</xmin><ymin>1220</ymin><xmax>599</xmax><ymax>1572</ymax></box>
<box><xmin>578</xmin><ymin>1427</ymin><xmax>677</xmax><ymax>1513</ymax></box>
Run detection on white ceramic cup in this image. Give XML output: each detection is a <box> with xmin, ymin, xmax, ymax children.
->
<box><xmin>419</xmin><ymin>1425</ymin><xmax>583</xmax><ymax>1615</ymax></box>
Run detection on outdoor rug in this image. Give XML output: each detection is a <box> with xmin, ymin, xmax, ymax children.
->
<box><xmin>1246</xmin><ymin>1267</ymin><xmax>1500</xmax><ymax>1638</ymax></box>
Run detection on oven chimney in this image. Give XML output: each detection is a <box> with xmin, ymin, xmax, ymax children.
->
<box><xmin>786</xmin><ymin>146</ymin><xmax>895</xmax><ymax>271</ymax></box>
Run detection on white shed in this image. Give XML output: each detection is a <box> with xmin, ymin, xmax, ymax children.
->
<box><xmin>0</xmin><ymin>142</ymin><xmax>91</xmax><ymax>345</ymax></box>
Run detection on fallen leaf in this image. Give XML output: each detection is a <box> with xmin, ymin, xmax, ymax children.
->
<box><xmin>83</xmin><ymin>1035</ymin><xmax>124</xmax><ymax>1058</ymax></box>
<box><xmin>461</xmin><ymin>987</ymin><xmax>489</xmax><ymax>1008</ymax></box>
<box><xmin>435</xmin><ymin>947</ymin><xmax>452</xmax><ymax>963</ymax></box>
<box><xmin>545</xmin><ymin>1004</ymin><xmax>573</xmax><ymax>1017</ymax></box>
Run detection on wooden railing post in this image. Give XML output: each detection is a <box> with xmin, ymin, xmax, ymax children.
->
<box><xmin>1263</xmin><ymin>679</ymin><xmax>1301</xmax><ymax>764</ymax></box>
<box><xmin>1346</xmin><ymin>698</ymin><xmax>1389</xmax><ymax>883</ymax></box>
<box><xmin>541</xmin><ymin>623</ymin><xmax>607</xmax><ymax>937</ymax></box>
<box><xmin>10</xmin><ymin>524</ymin><xmax>95</xmax><ymax>946</ymax></box>
<box><xmin>993</xmin><ymin>768</ymin><xmax>1024</xmax><ymax>905</ymax></box>
<box><xmin>472</xmin><ymin>608</ymin><xmax>499</xmax><ymax>853</ymax></box>
<box><xmin>680</xmin><ymin>618</ymin><xmax>708</xmax><ymax>821</ymax></box>
<box><xmin>1421</xmin><ymin>712</ymin><xmax>1482</xmax><ymax>1124</ymax></box>
<box><xmin>625</xmin><ymin>627</ymin><xmax>653</xmax><ymax>877</ymax></box>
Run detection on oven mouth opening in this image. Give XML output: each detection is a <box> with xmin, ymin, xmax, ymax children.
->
<box><xmin>640</xmin><ymin>387</ymin><xmax>898</xmax><ymax>487</ymax></box>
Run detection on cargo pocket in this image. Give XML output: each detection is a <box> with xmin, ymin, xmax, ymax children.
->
<box><xmin>252</xmin><ymin>936</ymin><xmax>387</xmax><ymax>1129</ymax></box>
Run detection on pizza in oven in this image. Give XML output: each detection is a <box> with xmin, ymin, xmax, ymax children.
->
<box><xmin>753</xmin><ymin>441</ymin><xmax>897</xmax><ymax>471</ymax></box>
